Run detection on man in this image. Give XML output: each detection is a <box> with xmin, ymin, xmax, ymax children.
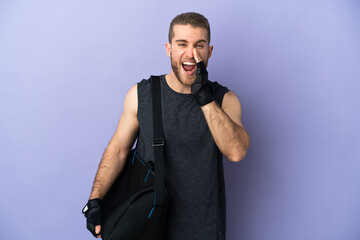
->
<box><xmin>83</xmin><ymin>12</ymin><xmax>250</xmax><ymax>240</ymax></box>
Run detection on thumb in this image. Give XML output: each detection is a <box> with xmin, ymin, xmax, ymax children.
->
<box><xmin>193</xmin><ymin>48</ymin><xmax>202</xmax><ymax>63</ymax></box>
<box><xmin>95</xmin><ymin>225</ymin><xmax>101</xmax><ymax>237</ymax></box>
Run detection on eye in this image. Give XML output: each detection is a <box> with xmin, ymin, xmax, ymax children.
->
<box><xmin>195</xmin><ymin>44</ymin><xmax>204</xmax><ymax>48</ymax></box>
<box><xmin>178</xmin><ymin>43</ymin><xmax>186</xmax><ymax>47</ymax></box>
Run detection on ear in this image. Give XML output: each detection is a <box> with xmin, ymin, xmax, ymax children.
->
<box><xmin>165</xmin><ymin>42</ymin><xmax>171</xmax><ymax>57</ymax></box>
<box><xmin>208</xmin><ymin>45</ymin><xmax>214</xmax><ymax>59</ymax></box>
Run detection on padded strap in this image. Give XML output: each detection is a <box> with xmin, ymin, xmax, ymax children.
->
<box><xmin>151</xmin><ymin>76</ymin><xmax>165</xmax><ymax>214</ymax></box>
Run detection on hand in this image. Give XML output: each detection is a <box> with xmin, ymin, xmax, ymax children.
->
<box><xmin>193</xmin><ymin>48</ymin><xmax>203</xmax><ymax>63</ymax></box>
<box><xmin>82</xmin><ymin>199</ymin><xmax>103</xmax><ymax>238</ymax></box>
<box><xmin>94</xmin><ymin>225</ymin><xmax>101</xmax><ymax>238</ymax></box>
<box><xmin>191</xmin><ymin>49</ymin><xmax>214</xmax><ymax>106</ymax></box>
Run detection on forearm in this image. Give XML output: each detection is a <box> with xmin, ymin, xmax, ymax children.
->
<box><xmin>201</xmin><ymin>101</ymin><xmax>250</xmax><ymax>162</ymax></box>
<box><xmin>89</xmin><ymin>144</ymin><xmax>128</xmax><ymax>199</ymax></box>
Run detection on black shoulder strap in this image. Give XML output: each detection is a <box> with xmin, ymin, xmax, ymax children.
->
<box><xmin>150</xmin><ymin>75</ymin><xmax>165</xmax><ymax>220</ymax></box>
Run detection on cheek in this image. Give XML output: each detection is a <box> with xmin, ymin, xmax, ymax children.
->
<box><xmin>172</xmin><ymin>52</ymin><xmax>183</xmax><ymax>63</ymax></box>
<box><xmin>172</xmin><ymin>47</ymin><xmax>186</xmax><ymax>58</ymax></box>
<box><xmin>201</xmin><ymin>49</ymin><xmax>210</xmax><ymax>58</ymax></box>
<box><xmin>195</xmin><ymin>49</ymin><xmax>207</xmax><ymax>60</ymax></box>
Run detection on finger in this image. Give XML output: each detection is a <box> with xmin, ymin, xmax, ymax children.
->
<box><xmin>95</xmin><ymin>225</ymin><xmax>101</xmax><ymax>235</ymax></box>
<box><xmin>193</xmin><ymin>48</ymin><xmax>202</xmax><ymax>63</ymax></box>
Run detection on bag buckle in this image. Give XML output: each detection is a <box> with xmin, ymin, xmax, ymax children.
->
<box><xmin>152</xmin><ymin>138</ymin><xmax>164</xmax><ymax>147</ymax></box>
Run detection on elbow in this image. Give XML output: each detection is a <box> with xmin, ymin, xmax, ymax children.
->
<box><xmin>227</xmin><ymin>149</ymin><xmax>248</xmax><ymax>162</ymax></box>
<box><xmin>228</xmin><ymin>136</ymin><xmax>250</xmax><ymax>162</ymax></box>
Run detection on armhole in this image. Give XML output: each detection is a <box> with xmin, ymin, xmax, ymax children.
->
<box><xmin>212</xmin><ymin>82</ymin><xmax>230</xmax><ymax>107</ymax></box>
<box><xmin>136</xmin><ymin>82</ymin><xmax>141</xmax><ymax>120</ymax></box>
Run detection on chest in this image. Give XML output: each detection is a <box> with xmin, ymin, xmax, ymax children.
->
<box><xmin>160</xmin><ymin>93</ymin><xmax>212</xmax><ymax>146</ymax></box>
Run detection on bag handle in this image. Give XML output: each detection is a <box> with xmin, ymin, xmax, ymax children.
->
<box><xmin>149</xmin><ymin>75</ymin><xmax>166</xmax><ymax>221</ymax></box>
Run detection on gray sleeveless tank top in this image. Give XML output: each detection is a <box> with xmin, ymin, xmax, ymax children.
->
<box><xmin>137</xmin><ymin>75</ymin><xmax>229</xmax><ymax>240</ymax></box>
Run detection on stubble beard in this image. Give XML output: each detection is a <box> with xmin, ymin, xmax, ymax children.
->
<box><xmin>170</xmin><ymin>53</ymin><xmax>194</xmax><ymax>87</ymax></box>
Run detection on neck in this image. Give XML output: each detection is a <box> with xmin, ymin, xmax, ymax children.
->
<box><xmin>165</xmin><ymin>71</ymin><xmax>192</xmax><ymax>94</ymax></box>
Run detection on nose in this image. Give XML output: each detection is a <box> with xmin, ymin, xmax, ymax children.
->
<box><xmin>185</xmin><ymin>46</ymin><xmax>194</xmax><ymax>59</ymax></box>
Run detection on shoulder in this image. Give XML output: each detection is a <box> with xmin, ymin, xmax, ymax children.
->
<box><xmin>138</xmin><ymin>77</ymin><xmax>152</xmax><ymax>87</ymax></box>
<box><xmin>223</xmin><ymin>91</ymin><xmax>241</xmax><ymax>108</ymax></box>
<box><xmin>137</xmin><ymin>75</ymin><xmax>160</xmax><ymax>88</ymax></box>
<box><xmin>209</xmin><ymin>81</ymin><xmax>230</xmax><ymax>107</ymax></box>
<box><xmin>222</xmin><ymin>91</ymin><xmax>243</xmax><ymax>126</ymax></box>
<box><xmin>137</xmin><ymin>75</ymin><xmax>162</xmax><ymax>95</ymax></box>
<box><xmin>123</xmin><ymin>83</ymin><xmax>138</xmax><ymax>115</ymax></box>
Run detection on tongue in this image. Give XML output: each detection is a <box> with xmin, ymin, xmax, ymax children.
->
<box><xmin>183</xmin><ymin>64</ymin><xmax>195</xmax><ymax>72</ymax></box>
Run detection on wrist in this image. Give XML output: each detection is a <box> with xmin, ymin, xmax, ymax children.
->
<box><xmin>90</xmin><ymin>190</ymin><xmax>104</xmax><ymax>201</ymax></box>
<box><xmin>200</xmin><ymin>100</ymin><xmax>215</xmax><ymax>109</ymax></box>
<box><xmin>83</xmin><ymin>198</ymin><xmax>103</xmax><ymax>213</ymax></box>
<box><xmin>194</xmin><ymin>84</ymin><xmax>214</xmax><ymax>106</ymax></box>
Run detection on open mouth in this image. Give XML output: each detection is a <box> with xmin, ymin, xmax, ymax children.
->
<box><xmin>182</xmin><ymin>61</ymin><xmax>197</xmax><ymax>76</ymax></box>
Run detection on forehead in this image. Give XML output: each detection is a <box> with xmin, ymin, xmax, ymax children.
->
<box><xmin>172</xmin><ymin>24</ymin><xmax>208</xmax><ymax>44</ymax></box>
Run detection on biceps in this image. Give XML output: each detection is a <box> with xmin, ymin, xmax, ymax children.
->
<box><xmin>110</xmin><ymin>111</ymin><xmax>139</xmax><ymax>152</ymax></box>
<box><xmin>108</xmin><ymin>84</ymin><xmax>139</xmax><ymax>153</ymax></box>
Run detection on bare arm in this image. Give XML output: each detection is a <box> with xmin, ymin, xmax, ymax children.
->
<box><xmin>192</xmin><ymin>49</ymin><xmax>250</xmax><ymax>162</ymax></box>
<box><xmin>90</xmin><ymin>84</ymin><xmax>139</xmax><ymax>200</ymax></box>
<box><xmin>201</xmin><ymin>91</ymin><xmax>250</xmax><ymax>162</ymax></box>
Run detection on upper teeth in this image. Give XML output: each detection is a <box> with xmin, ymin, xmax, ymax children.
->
<box><xmin>183</xmin><ymin>62</ymin><xmax>195</xmax><ymax>65</ymax></box>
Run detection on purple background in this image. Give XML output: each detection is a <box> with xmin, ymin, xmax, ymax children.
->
<box><xmin>1</xmin><ymin>0</ymin><xmax>359</xmax><ymax>239</ymax></box>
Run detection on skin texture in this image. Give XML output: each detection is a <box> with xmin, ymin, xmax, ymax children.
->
<box><xmin>88</xmin><ymin>23</ymin><xmax>250</xmax><ymax>237</ymax></box>
<box><xmin>165</xmin><ymin>25</ymin><xmax>213</xmax><ymax>93</ymax></box>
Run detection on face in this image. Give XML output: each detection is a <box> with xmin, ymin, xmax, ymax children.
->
<box><xmin>166</xmin><ymin>24</ymin><xmax>213</xmax><ymax>86</ymax></box>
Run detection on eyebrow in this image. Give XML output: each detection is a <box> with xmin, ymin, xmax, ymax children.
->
<box><xmin>175</xmin><ymin>39</ymin><xmax>208</xmax><ymax>44</ymax></box>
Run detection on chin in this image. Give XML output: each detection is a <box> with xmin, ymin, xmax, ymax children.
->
<box><xmin>180</xmin><ymin>75</ymin><xmax>195</xmax><ymax>86</ymax></box>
